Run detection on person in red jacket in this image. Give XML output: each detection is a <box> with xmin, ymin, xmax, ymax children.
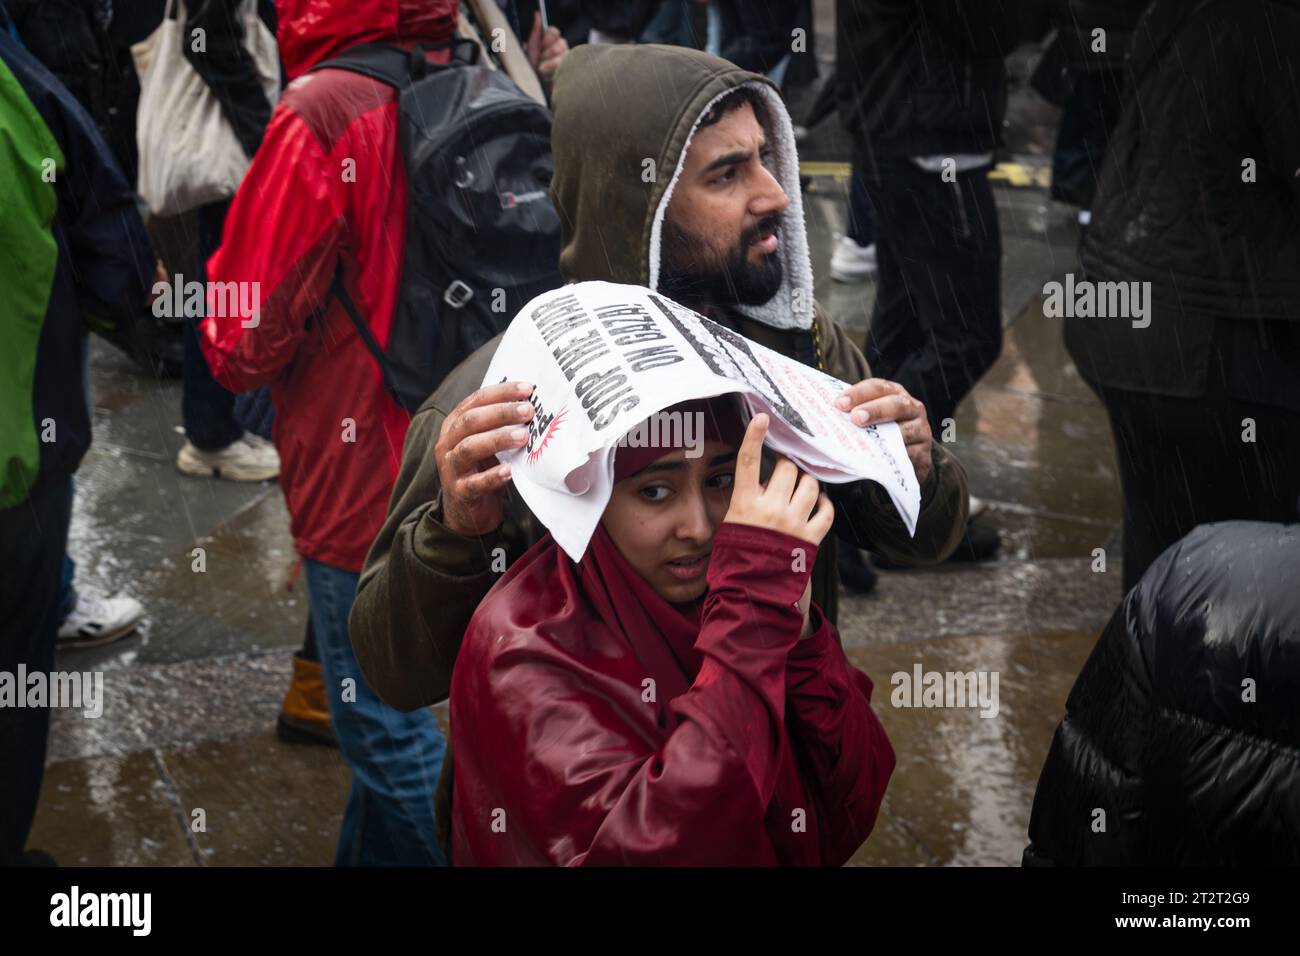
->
<box><xmin>450</xmin><ymin>398</ymin><xmax>896</xmax><ymax>865</ymax></box>
<box><xmin>198</xmin><ymin>0</ymin><xmax>566</xmax><ymax>866</ymax></box>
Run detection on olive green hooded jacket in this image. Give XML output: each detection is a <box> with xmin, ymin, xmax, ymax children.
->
<box><xmin>348</xmin><ymin>45</ymin><xmax>969</xmax><ymax>809</ymax></box>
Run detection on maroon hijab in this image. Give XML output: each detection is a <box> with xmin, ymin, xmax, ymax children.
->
<box><xmin>576</xmin><ymin>525</ymin><xmax>705</xmax><ymax>716</ymax></box>
<box><xmin>553</xmin><ymin>395</ymin><xmax>746</xmax><ymax>715</ymax></box>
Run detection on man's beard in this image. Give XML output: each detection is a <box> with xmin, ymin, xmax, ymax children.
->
<box><xmin>658</xmin><ymin>215</ymin><xmax>784</xmax><ymax>309</ymax></box>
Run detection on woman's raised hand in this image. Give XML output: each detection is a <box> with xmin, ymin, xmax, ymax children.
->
<box><xmin>724</xmin><ymin>413</ymin><xmax>835</xmax><ymax>547</ymax></box>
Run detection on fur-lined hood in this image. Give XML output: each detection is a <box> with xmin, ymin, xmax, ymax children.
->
<box><xmin>549</xmin><ymin>43</ymin><xmax>814</xmax><ymax>332</ymax></box>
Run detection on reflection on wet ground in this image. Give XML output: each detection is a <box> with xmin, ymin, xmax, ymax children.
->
<box><xmin>32</xmin><ymin>44</ymin><xmax>1126</xmax><ymax>866</ymax></box>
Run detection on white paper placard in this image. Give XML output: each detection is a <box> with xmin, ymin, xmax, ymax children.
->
<box><xmin>484</xmin><ymin>281</ymin><xmax>920</xmax><ymax>560</ymax></box>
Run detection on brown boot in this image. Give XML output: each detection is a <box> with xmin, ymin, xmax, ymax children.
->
<box><xmin>276</xmin><ymin>653</ymin><xmax>337</xmax><ymax>747</ymax></box>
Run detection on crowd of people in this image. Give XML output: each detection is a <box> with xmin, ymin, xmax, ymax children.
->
<box><xmin>2</xmin><ymin>0</ymin><xmax>1297</xmax><ymax>868</ymax></box>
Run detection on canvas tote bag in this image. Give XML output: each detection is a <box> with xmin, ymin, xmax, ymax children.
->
<box><xmin>133</xmin><ymin>0</ymin><xmax>279</xmax><ymax>216</ymax></box>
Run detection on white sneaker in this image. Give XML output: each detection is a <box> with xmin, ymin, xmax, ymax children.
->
<box><xmin>830</xmin><ymin>236</ymin><xmax>878</xmax><ymax>283</ymax></box>
<box><xmin>176</xmin><ymin>433</ymin><xmax>279</xmax><ymax>481</ymax></box>
<box><xmin>58</xmin><ymin>592</ymin><xmax>144</xmax><ymax>648</ymax></box>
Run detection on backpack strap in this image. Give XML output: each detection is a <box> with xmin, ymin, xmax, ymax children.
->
<box><xmin>309</xmin><ymin>37</ymin><xmax>480</xmax><ymax>412</ymax></box>
<box><xmin>328</xmin><ymin>267</ymin><xmax>409</xmax><ymax>406</ymax></box>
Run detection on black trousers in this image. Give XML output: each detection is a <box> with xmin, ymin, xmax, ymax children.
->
<box><xmin>0</xmin><ymin>476</ymin><xmax>73</xmax><ymax>864</ymax></box>
<box><xmin>1100</xmin><ymin>386</ymin><xmax>1300</xmax><ymax>593</ymax></box>
<box><xmin>861</xmin><ymin>154</ymin><xmax>1003</xmax><ymax>435</ymax></box>
<box><xmin>181</xmin><ymin>200</ymin><xmax>243</xmax><ymax>452</ymax></box>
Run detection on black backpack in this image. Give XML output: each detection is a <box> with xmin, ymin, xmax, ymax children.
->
<box><xmin>309</xmin><ymin>41</ymin><xmax>563</xmax><ymax>412</ymax></box>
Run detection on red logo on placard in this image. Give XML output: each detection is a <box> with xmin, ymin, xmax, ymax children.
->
<box><xmin>527</xmin><ymin>404</ymin><xmax>567</xmax><ymax>465</ymax></box>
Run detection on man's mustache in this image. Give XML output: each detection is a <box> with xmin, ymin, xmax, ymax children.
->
<box><xmin>740</xmin><ymin>216</ymin><xmax>782</xmax><ymax>248</ymax></box>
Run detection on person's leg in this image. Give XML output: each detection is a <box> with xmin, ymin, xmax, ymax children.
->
<box><xmin>56</xmin><ymin>340</ymin><xmax>144</xmax><ymax>646</ymax></box>
<box><xmin>846</xmin><ymin>161</ymin><xmax>876</xmax><ymax>247</ymax></box>
<box><xmin>766</xmin><ymin>53</ymin><xmax>791</xmax><ymax>90</ymax></box>
<box><xmin>1050</xmin><ymin>70</ymin><xmax>1095</xmax><ymax>208</ymax></box>
<box><xmin>0</xmin><ymin>477</ymin><xmax>74</xmax><ymax>865</ymax></box>
<box><xmin>300</xmin><ymin>614</ymin><xmax>318</xmax><ymax>663</ymax></box>
<box><xmin>704</xmin><ymin>2</ymin><xmax>723</xmax><ymax>56</ymax></box>
<box><xmin>832</xmin><ymin>158</ymin><xmax>879</xmax><ymax>283</ymax></box>
<box><xmin>864</xmin><ymin>156</ymin><xmax>1001</xmax><ymax>562</ymax></box>
<box><xmin>303</xmin><ymin>559</ymin><xmax>446</xmax><ymax>866</ymax></box>
<box><xmin>57</xmin><ymin>550</ymin><xmax>78</xmax><ymax>624</ymax></box>
<box><xmin>1101</xmin><ymin>384</ymin><xmax>1300</xmax><ymax>592</ymax></box>
<box><xmin>177</xmin><ymin>200</ymin><xmax>279</xmax><ymax>480</ymax></box>
<box><xmin>277</xmin><ymin>612</ymin><xmax>335</xmax><ymax>746</ymax></box>
<box><xmin>1228</xmin><ymin>400</ymin><xmax>1300</xmax><ymax>527</ymax></box>
<box><xmin>862</xmin><ymin>156</ymin><xmax>925</xmax><ymax>385</ymax></box>
<box><xmin>866</xmin><ymin>159</ymin><xmax>1002</xmax><ymax>435</ymax></box>
<box><xmin>181</xmin><ymin>200</ymin><xmax>244</xmax><ymax>453</ymax></box>
<box><xmin>639</xmin><ymin>0</ymin><xmax>695</xmax><ymax>47</ymax></box>
<box><xmin>1099</xmin><ymin>388</ymin><xmax>1180</xmax><ymax>592</ymax></box>
<box><xmin>58</xmin><ymin>333</ymin><xmax>90</xmax><ymax>624</ymax></box>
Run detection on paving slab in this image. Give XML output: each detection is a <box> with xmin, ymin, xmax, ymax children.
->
<box><xmin>844</xmin><ymin>629</ymin><xmax>1097</xmax><ymax>866</ymax></box>
<box><xmin>27</xmin><ymin>751</ymin><xmax>195</xmax><ymax>867</ymax></box>
<box><xmin>162</xmin><ymin>737</ymin><xmax>351</xmax><ymax>867</ymax></box>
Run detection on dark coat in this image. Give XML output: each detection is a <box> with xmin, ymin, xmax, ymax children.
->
<box><xmin>5</xmin><ymin>0</ymin><xmax>114</xmax><ymax>129</ymax></box>
<box><xmin>1024</xmin><ymin>521</ymin><xmax>1300</xmax><ymax>865</ymax></box>
<box><xmin>0</xmin><ymin>22</ymin><xmax>153</xmax><ymax>505</ymax></box>
<box><xmin>1068</xmin><ymin>0</ymin><xmax>1300</xmax><ymax>403</ymax></box>
<box><xmin>1058</xmin><ymin>0</ymin><xmax>1149</xmax><ymax>70</ymax></box>
<box><xmin>1080</xmin><ymin>0</ymin><xmax>1300</xmax><ymax>322</ymax></box>
<box><xmin>451</xmin><ymin>523</ymin><xmax>895</xmax><ymax>865</ymax></box>
<box><xmin>835</xmin><ymin>0</ymin><xmax>1052</xmax><ymax>160</ymax></box>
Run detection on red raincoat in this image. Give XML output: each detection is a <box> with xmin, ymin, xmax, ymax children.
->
<box><xmin>200</xmin><ymin>0</ymin><xmax>457</xmax><ymax>571</ymax></box>
<box><xmin>450</xmin><ymin>522</ymin><xmax>896</xmax><ymax>865</ymax></box>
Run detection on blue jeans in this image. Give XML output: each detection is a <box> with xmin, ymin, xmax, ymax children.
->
<box><xmin>639</xmin><ymin>0</ymin><xmax>698</xmax><ymax>46</ymax></box>
<box><xmin>303</xmin><ymin>559</ymin><xmax>446</xmax><ymax>866</ymax></box>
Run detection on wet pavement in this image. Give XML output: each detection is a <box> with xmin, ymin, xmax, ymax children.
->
<box><xmin>30</xmin><ymin>17</ymin><xmax>1127</xmax><ymax>867</ymax></box>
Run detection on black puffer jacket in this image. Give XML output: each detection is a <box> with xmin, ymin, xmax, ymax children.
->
<box><xmin>1079</xmin><ymin>0</ymin><xmax>1300</xmax><ymax>322</ymax></box>
<box><xmin>835</xmin><ymin>0</ymin><xmax>1053</xmax><ymax>159</ymax></box>
<box><xmin>1024</xmin><ymin>521</ymin><xmax>1300</xmax><ymax>866</ymax></box>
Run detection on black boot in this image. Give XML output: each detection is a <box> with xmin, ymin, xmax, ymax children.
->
<box><xmin>838</xmin><ymin>545</ymin><xmax>879</xmax><ymax>594</ymax></box>
<box><xmin>947</xmin><ymin>522</ymin><xmax>1001</xmax><ymax>563</ymax></box>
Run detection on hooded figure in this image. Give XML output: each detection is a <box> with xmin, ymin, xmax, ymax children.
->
<box><xmin>450</xmin><ymin>398</ymin><xmax>896</xmax><ymax>864</ymax></box>
<box><xmin>202</xmin><ymin>0</ymin><xmax>459</xmax><ymax>574</ymax></box>
<box><xmin>550</xmin><ymin>44</ymin><xmax>814</xmax><ymax>333</ymax></box>
<box><xmin>1024</xmin><ymin>521</ymin><xmax>1300</xmax><ymax>865</ymax></box>
<box><xmin>350</xmin><ymin>44</ymin><xmax>971</xmax><ymax>855</ymax></box>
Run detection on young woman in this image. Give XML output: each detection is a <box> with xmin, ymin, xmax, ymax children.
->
<box><xmin>449</xmin><ymin>397</ymin><xmax>895</xmax><ymax>865</ymax></box>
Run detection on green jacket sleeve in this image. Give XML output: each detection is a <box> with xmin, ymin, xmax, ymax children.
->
<box><xmin>349</xmin><ymin>399</ymin><xmax>503</xmax><ymax>711</ymax></box>
<box><xmin>815</xmin><ymin>304</ymin><xmax>969</xmax><ymax>564</ymax></box>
